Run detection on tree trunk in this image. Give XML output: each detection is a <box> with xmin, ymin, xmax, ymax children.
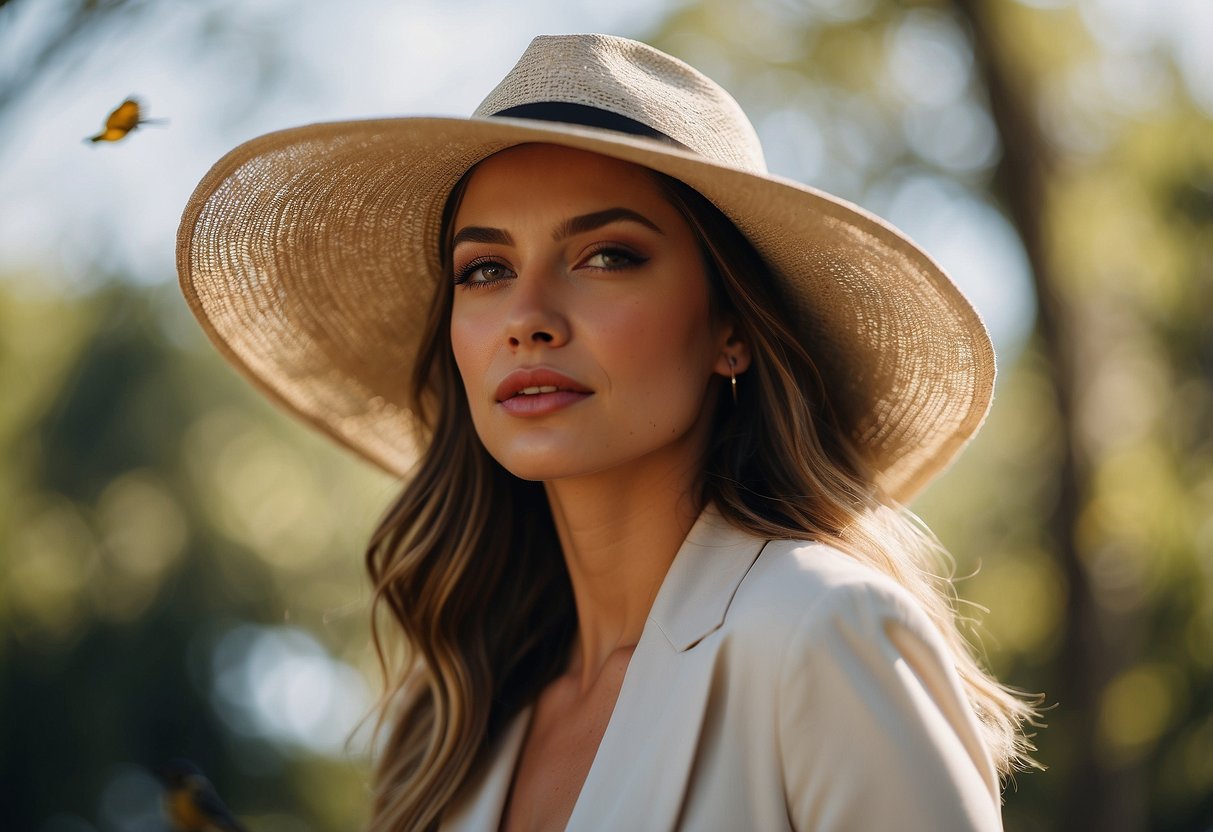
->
<box><xmin>947</xmin><ymin>0</ymin><xmax>1140</xmax><ymax>829</ymax></box>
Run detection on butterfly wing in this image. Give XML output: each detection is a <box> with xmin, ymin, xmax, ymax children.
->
<box><xmin>106</xmin><ymin>99</ymin><xmax>142</xmax><ymax>133</ymax></box>
<box><xmin>88</xmin><ymin>97</ymin><xmax>166</xmax><ymax>142</ymax></box>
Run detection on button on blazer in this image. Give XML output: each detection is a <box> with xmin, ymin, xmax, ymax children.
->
<box><xmin>442</xmin><ymin>504</ymin><xmax>1004</xmax><ymax>831</ymax></box>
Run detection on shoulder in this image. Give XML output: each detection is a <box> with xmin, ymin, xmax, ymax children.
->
<box><xmin>718</xmin><ymin>536</ymin><xmax>973</xmax><ymax>729</ymax></box>
<box><xmin>723</xmin><ymin>538</ymin><xmax>1003</xmax><ymax>824</ymax></box>
<box><xmin>724</xmin><ymin>536</ymin><xmax>936</xmax><ymax>648</ymax></box>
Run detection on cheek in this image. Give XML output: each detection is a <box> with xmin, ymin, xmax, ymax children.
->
<box><xmin>449</xmin><ymin>308</ymin><xmax>488</xmax><ymax>388</ymax></box>
<box><xmin>449</xmin><ymin>312</ymin><xmax>499</xmax><ymax>443</ymax></box>
<box><xmin>597</xmin><ymin>291</ymin><xmax>716</xmax><ymax>397</ymax></box>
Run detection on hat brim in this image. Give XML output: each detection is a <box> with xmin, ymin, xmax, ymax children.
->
<box><xmin>177</xmin><ymin>115</ymin><xmax>994</xmax><ymax>503</ymax></box>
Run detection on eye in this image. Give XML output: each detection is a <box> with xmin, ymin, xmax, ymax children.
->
<box><xmin>579</xmin><ymin>247</ymin><xmax>645</xmax><ymax>270</ymax></box>
<box><xmin>454</xmin><ymin>258</ymin><xmax>515</xmax><ymax>287</ymax></box>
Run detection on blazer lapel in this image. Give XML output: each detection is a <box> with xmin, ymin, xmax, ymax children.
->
<box><xmin>565</xmin><ymin>505</ymin><xmax>766</xmax><ymax>831</ymax></box>
<box><xmin>440</xmin><ymin>706</ymin><xmax>533</xmax><ymax>832</ymax></box>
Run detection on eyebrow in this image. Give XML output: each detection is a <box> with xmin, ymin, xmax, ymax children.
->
<box><xmin>451</xmin><ymin>226</ymin><xmax>514</xmax><ymax>247</ymax></box>
<box><xmin>554</xmin><ymin>207</ymin><xmax>664</xmax><ymax>240</ymax></box>
<box><xmin>451</xmin><ymin>207</ymin><xmax>664</xmax><ymax>249</ymax></box>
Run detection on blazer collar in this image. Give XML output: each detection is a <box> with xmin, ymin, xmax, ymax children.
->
<box><xmin>649</xmin><ymin>502</ymin><xmax>768</xmax><ymax>651</ymax></box>
<box><xmin>440</xmin><ymin>503</ymin><xmax>767</xmax><ymax>831</ymax></box>
<box><xmin>563</xmin><ymin>503</ymin><xmax>767</xmax><ymax>830</ymax></box>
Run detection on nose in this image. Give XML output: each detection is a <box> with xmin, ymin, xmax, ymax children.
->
<box><xmin>505</xmin><ymin>270</ymin><xmax>570</xmax><ymax>350</ymax></box>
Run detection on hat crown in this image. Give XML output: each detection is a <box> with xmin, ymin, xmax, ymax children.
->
<box><xmin>474</xmin><ymin>34</ymin><xmax>767</xmax><ymax>174</ymax></box>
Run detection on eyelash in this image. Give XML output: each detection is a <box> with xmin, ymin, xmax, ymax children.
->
<box><xmin>453</xmin><ymin>256</ymin><xmax>512</xmax><ymax>287</ymax></box>
<box><xmin>583</xmin><ymin>246</ymin><xmax>647</xmax><ymax>271</ymax></box>
<box><xmin>452</xmin><ymin>245</ymin><xmax>647</xmax><ymax>288</ymax></box>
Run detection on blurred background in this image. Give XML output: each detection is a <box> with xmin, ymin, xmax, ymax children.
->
<box><xmin>1</xmin><ymin>0</ymin><xmax>1210</xmax><ymax>829</ymax></box>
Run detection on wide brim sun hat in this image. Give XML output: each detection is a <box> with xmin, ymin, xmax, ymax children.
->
<box><xmin>176</xmin><ymin>33</ymin><xmax>994</xmax><ymax>504</ymax></box>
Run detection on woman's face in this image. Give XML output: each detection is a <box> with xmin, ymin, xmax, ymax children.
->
<box><xmin>448</xmin><ymin>144</ymin><xmax>738</xmax><ymax>483</ymax></box>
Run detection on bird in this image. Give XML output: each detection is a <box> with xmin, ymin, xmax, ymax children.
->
<box><xmin>87</xmin><ymin>97</ymin><xmax>167</xmax><ymax>143</ymax></box>
<box><xmin>159</xmin><ymin>758</ymin><xmax>249</xmax><ymax>832</ymax></box>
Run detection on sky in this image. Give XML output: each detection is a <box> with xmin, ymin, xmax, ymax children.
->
<box><xmin>0</xmin><ymin>0</ymin><xmax>669</xmax><ymax>288</ymax></box>
<box><xmin>1</xmin><ymin>0</ymin><xmax>1211</xmax><ymax>355</ymax></box>
<box><xmin>0</xmin><ymin>0</ymin><xmax>1044</xmax><ymax>355</ymax></box>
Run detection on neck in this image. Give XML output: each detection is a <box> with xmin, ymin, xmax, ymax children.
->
<box><xmin>544</xmin><ymin>447</ymin><xmax>704</xmax><ymax>692</ymax></box>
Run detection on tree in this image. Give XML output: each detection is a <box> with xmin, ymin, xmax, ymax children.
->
<box><xmin>648</xmin><ymin>2</ymin><xmax>1213</xmax><ymax>829</ymax></box>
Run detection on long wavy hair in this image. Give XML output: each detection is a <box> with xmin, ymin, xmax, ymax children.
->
<box><xmin>364</xmin><ymin>156</ymin><xmax>1038</xmax><ymax>830</ymax></box>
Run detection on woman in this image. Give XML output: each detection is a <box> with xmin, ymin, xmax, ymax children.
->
<box><xmin>179</xmin><ymin>34</ymin><xmax>1036</xmax><ymax>831</ymax></box>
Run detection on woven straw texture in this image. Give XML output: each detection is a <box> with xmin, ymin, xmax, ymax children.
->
<box><xmin>177</xmin><ymin>34</ymin><xmax>995</xmax><ymax>503</ymax></box>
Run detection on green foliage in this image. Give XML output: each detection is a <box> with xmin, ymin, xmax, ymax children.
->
<box><xmin>0</xmin><ymin>278</ymin><xmax>390</xmax><ymax>830</ymax></box>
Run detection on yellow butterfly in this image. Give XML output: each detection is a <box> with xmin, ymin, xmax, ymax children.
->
<box><xmin>87</xmin><ymin>97</ymin><xmax>167</xmax><ymax>143</ymax></box>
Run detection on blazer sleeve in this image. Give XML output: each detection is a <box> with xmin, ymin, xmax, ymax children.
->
<box><xmin>777</xmin><ymin>579</ymin><xmax>1004</xmax><ymax>831</ymax></box>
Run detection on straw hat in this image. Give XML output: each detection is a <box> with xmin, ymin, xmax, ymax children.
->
<box><xmin>177</xmin><ymin>33</ymin><xmax>994</xmax><ymax>503</ymax></box>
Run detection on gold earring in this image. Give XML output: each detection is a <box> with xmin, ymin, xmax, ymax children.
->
<box><xmin>729</xmin><ymin>355</ymin><xmax>737</xmax><ymax>404</ymax></box>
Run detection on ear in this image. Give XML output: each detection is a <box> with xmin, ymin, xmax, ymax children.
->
<box><xmin>713</xmin><ymin>327</ymin><xmax>752</xmax><ymax>378</ymax></box>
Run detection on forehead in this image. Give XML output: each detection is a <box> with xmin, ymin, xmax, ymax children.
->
<box><xmin>455</xmin><ymin>144</ymin><xmax>671</xmax><ymax>219</ymax></box>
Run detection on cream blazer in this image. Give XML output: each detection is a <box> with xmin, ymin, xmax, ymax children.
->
<box><xmin>442</xmin><ymin>505</ymin><xmax>1003</xmax><ymax>831</ymax></box>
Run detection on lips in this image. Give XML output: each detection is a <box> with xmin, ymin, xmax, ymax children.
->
<box><xmin>495</xmin><ymin>368</ymin><xmax>592</xmax><ymax>402</ymax></box>
<box><xmin>495</xmin><ymin>368</ymin><xmax>593</xmax><ymax>415</ymax></box>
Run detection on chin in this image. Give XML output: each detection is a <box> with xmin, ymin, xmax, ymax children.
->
<box><xmin>477</xmin><ymin>428</ymin><xmax>593</xmax><ymax>481</ymax></box>
<box><xmin>484</xmin><ymin>437</ymin><xmax>616</xmax><ymax>483</ymax></box>
<box><xmin>494</xmin><ymin>455</ymin><xmax>590</xmax><ymax>483</ymax></box>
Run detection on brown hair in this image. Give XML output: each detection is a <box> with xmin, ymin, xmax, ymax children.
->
<box><xmin>364</xmin><ymin>159</ymin><xmax>1037</xmax><ymax>831</ymax></box>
